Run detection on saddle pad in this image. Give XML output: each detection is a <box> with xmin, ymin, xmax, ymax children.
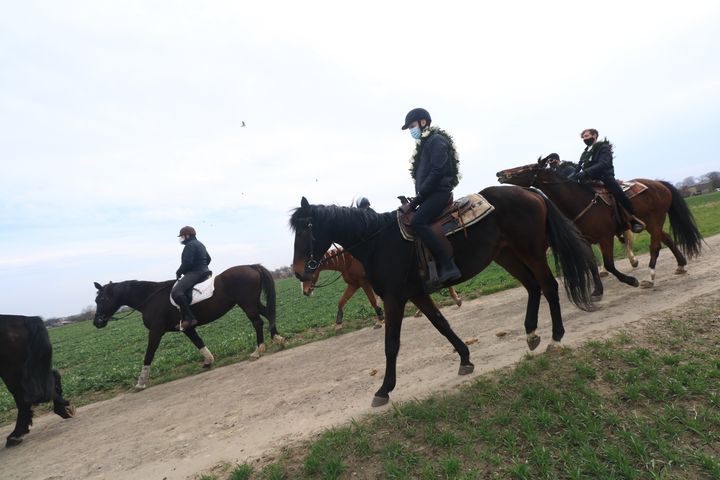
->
<box><xmin>398</xmin><ymin>193</ymin><xmax>495</xmax><ymax>241</ymax></box>
<box><xmin>593</xmin><ymin>180</ymin><xmax>648</xmax><ymax>206</ymax></box>
<box><xmin>169</xmin><ymin>275</ymin><xmax>216</xmax><ymax>308</ymax></box>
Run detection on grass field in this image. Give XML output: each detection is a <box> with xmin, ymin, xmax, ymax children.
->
<box><xmin>207</xmin><ymin>292</ymin><xmax>720</xmax><ymax>480</ymax></box>
<box><xmin>2</xmin><ymin>192</ymin><xmax>719</xmax><ymax>425</ymax></box>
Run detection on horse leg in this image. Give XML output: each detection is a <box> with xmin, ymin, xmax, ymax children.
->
<box><xmin>411</xmin><ymin>294</ymin><xmax>474</xmax><ymax>371</ymax></box>
<box><xmin>248</xmin><ymin>314</ymin><xmax>267</xmax><ymax>360</ymax></box>
<box><xmin>6</xmin><ymin>385</ymin><xmax>32</xmax><ymax>447</ymax></box>
<box><xmin>661</xmin><ymin>231</ymin><xmax>688</xmax><ymax>274</ymax></box>
<box><xmin>51</xmin><ymin>370</ymin><xmax>75</xmax><ymax>419</ymax></box>
<box><xmin>335</xmin><ymin>284</ymin><xmax>359</xmax><ymax>331</ymax></box>
<box><xmin>361</xmin><ymin>283</ymin><xmax>384</xmax><ymax>328</ymax></box>
<box><xmin>182</xmin><ymin>328</ymin><xmax>214</xmax><ymax>368</ymax></box>
<box><xmin>449</xmin><ymin>286</ymin><xmax>462</xmax><ymax>307</ymax></box>
<box><xmin>623</xmin><ymin>230</ymin><xmax>639</xmax><ymax>268</ymax></box>
<box><xmin>136</xmin><ymin>330</ymin><xmax>163</xmax><ymax>389</ymax></box>
<box><xmin>640</xmin><ymin>226</ymin><xmax>663</xmax><ymax>289</ymax></box>
<box><xmin>495</xmin><ymin>253</ymin><xmax>544</xmax><ymax>350</ymax></box>
<box><xmin>372</xmin><ymin>297</ymin><xmax>407</xmax><ymax>407</ymax></box>
<box><xmin>599</xmin><ymin>237</ymin><xmax>639</xmax><ymax>287</ymax></box>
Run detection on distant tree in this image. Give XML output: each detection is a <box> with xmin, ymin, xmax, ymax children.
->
<box><xmin>705</xmin><ymin>171</ymin><xmax>720</xmax><ymax>189</ymax></box>
<box><xmin>681</xmin><ymin>176</ymin><xmax>696</xmax><ymax>187</ymax></box>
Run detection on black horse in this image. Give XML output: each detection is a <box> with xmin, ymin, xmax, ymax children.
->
<box><xmin>93</xmin><ymin>264</ymin><xmax>285</xmax><ymax>389</ymax></box>
<box><xmin>0</xmin><ymin>315</ymin><xmax>75</xmax><ymax>447</ymax></box>
<box><xmin>290</xmin><ymin>186</ymin><xmax>598</xmax><ymax>406</ymax></box>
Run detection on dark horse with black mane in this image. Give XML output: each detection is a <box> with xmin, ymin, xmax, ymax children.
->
<box><xmin>0</xmin><ymin>315</ymin><xmax>75</xmax><ymax>447</ymax></box>
<box><xmin>497</xmin><ymin>157</ymin><xmax>703</xmax><ymax>295</ymax></box>
<box><xmin>93</xmin><ymin>264</ymin><xmax>285</xmax><ymax>389</ymax></box>
<box><xmin>290</xmin><ymin>186</ymin><xmax>598</xmax><ymax>406</ymax></box>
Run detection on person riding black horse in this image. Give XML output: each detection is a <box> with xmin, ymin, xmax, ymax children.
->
<box><xmin>356</xmin><ymin>197</ymin><xmax>374</xmax><ymax>212</ymax></box>
<box><xmin>546</xmin><ymin>153</ymin><xmax>578</xmax><ymax>178</ymax></box>
<box><xmin>172</xmin><ymin>226</ymin><xmax>212</xmax><ymax>330</ymax></box>
<box><xmin>570</xmin><ymin>129</ymin><xmax>645</xmax><ymax>233</ymax></box>
<box><xmin>399</xmin><ymin>107</ymin><xmax>461</xmax><ymax>285</ymax></box>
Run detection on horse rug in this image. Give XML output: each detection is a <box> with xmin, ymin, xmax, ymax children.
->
<box><xmin>593</xmin><ymin>180</ymin><xmax>648</xmax><ymax>206</ymax></box>
<box><xmin>169</xmin><ymin>275</ymin><xmax>216</xmax><ymax>308</ymax></box>
<box><xmin>398</xmin><ymin>193</ymin><xmax>495</xmax><ymax>242</ymax></box>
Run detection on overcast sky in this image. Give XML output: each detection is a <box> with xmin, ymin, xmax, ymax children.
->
<box><xmin>1</xmin><ymin>1</ymin><xmax>719</xmax><ymax>318</ymax></box>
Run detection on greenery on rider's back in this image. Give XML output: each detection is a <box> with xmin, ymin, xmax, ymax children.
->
<box><xmin>0</xmin><ymin>192</ymin><xmax>718</xmax><ymax>426</ymax></box>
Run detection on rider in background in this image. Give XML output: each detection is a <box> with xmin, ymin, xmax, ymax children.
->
<box><xmin>399</xmin><ymin>107</ymin><xmax>461</xmax><ymax>284</ymax></box>
<box><xmin>355</xmin><ymin>197</ymin><xmax>375</xmax><ymax>212</ymax></box>
<box><xmin>571</xmin><ymin>129</ymin><xmax>645</xmax><ymax>233</ymax></box>
<box><xmin>546</xmin><ymin>153</ymin><xmax>578</xmax><ymax>178</ymax></box>
<box><xmin>172</xmin><ymin>226</ymin><xmax>212</xmax><ymax>330</ymax></box>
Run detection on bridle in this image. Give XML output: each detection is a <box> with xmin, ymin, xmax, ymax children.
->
<box><xmin>96</xmin><ymin>284</ymin><xmax>169</xmax><ymax>322</ymax></box>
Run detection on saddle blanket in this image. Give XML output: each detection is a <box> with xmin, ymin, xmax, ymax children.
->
<box><xmin>594</xmin><ymin>180</ymin><xmax>648</xmax><ymax>206</ymax></box>
<box><xmin>170</xmin><ymin>275</ymin><xmax>216</xmax><ymax>308</ymax></box>
<box><xmin>398</xmin><ymin>193</ymin><xmax>495</xmax><ymax>242</ymax></box>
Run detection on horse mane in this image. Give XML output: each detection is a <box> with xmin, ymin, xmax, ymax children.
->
<box><xmin>289</xmin><ymin>203</ymin><xmax>395</xmax><ymax>238</ymax></box>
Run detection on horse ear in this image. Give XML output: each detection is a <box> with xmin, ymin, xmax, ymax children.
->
<box><xmin>537</xmin><ymin>156</ymin><xmax>543</xmax><ymax>164</ymax></box>
<box><xmin>94</xmin><ymin>282</ymin><xmax>103</xmax><ymax>291</ymax></box>
<box><xmin>301</xmin><ymin>197</ymin><xmax>309</xmax><ymax>208</ymax></box>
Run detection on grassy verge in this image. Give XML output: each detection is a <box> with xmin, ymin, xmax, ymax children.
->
<box><xmin>202</xmin><ymin>292</ymin><xmax>720</xmax><ymax>480</ymax></box>
<box><xmin>1</xmin><ymin>192</ymin><xmax>719</xmax><ymax>425</ymax></box>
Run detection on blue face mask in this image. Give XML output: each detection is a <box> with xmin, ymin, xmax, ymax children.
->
<box><xmin>410</xmin><ymin>126</ymin><xmax>422</xmax><ymax>140</ymax></box>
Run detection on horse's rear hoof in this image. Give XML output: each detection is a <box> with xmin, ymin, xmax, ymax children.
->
<box><xmin>630</xmin><ymin>259</ymin><xmax>639</xmax><ymax>268</ymax></box>
<box><xmin>527</xmin><ymin>334</ymin><xmax>541</xmax><ymax>351</ymax></box>
<box><xmin>675</xmin><ymin>267</ymin><xmax>687</xmax><ymax>275</ymax></box>
<box><xmin>373</xmin><ymin>321</ymin><xmax>384</xmax><ymax>329</ymax></box>
<box><xmin>455</xmin><ymin>298</ymin><xmax>462</xmax><ymax>307</ymax></box>
<box><xmin>202</xmin><ymin>363</ymin><xmax>212</xmax><ymax>369</ymax></box>
<box><xmin>640</xmin><ymin>280</ymin><xmax>654</xmax><ymax>289</ymax></box>
<box><xmin>134</xmin><ymin>384</ymin><xmax>147</xmax><ymax>391</ymax></box>
<box><xmin>55</xmin><ymin>403</ymin><xmax>76</xmax><ymax>419</ymax></box>
<box><xmin>458</xmin><ymin>363</ymin><xmax>474</xmax><ymax>375</ymax></box>
<box><xmin>598</xmin><ymin>271</ymin><xmax>609</xmax><ymax>278</ymax></box>
<box><xmin>630</xmin><ymin>278</ymin><xmax>640</xmax><ymax>287</ymax></box>
<box><xmin>6</xmin><ymin>436</ymin><xmax>22</xmax><ymax>447</ymax></box>
<box><xmin>371</xmin><ymin>395</ymin><xmax>389</xmax><ymax>407</ymax></box>
<box><xmin>546</xmin><ymin>342</ymin><xmax>564</xmax><ymax>352</ymax></box>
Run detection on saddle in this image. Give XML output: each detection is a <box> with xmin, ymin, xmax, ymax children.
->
<box><xmin>397</xmin><ymin>193</ymin><xmax>495</xmax><ymax>241</ymax></box>
<box><xmin>590</xmin><ymin>179</ymin><xmax>648</xmax><ymax>206</ymax></box>
<box><xmin>169</xmin><ymin>274</ymin><xmax>215</xmax><ymax>308</ymax></box>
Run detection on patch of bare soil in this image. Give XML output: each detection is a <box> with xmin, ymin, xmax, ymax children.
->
<box><xmin>1</xmin><ymin>236</ymin><xmax>718</xmax><ymax>480</ymax></box>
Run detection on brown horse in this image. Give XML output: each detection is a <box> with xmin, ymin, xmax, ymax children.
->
<box><xmin>93</xmin><ymin>265</ymin><xmax>284</xmax><ymax>389</ymax></box>
<box><xmin>1</xmin><ymin>315</ymin><xmax>75</xmax><ymax>447</ymax></box>
<box><xmin>497</xmin><ymin>159</ymin><xmax>702</xmax><ymax>295</ymax></box>
<box><xmin>303</xmin><ymin>248</ymin><xmax>462</xmax><ymax>329</ymax></box>
<box><xmin>291</xmin><ymin>189</ymin><xmax>597</xmax><ymax>406</ymax></box>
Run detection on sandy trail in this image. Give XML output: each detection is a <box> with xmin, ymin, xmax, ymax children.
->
<box><xmin>2</xmin><ymin>235</ymin><xmax>718</xmax><ymax>480</ymax></box>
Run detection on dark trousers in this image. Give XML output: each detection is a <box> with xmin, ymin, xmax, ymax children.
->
<box><xmin>600</xmin><ymin>176</ymin><xmax>635</xmax><ymax>215</ymax></box>
<box><xmin>410</xmin><ymin>190</ymin><xmax>453</xmax><ymax>262</ymax></box>
<box><xmin>171</xmin><ymin>270</ymin><xmax>209</xmax><ymax>304</ymax></box>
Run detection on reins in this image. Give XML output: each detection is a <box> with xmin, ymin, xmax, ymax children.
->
<box><xmin>526</xmin><ymin>167</ymin><xmax>601</xmax><ymax>223</ymax></box>
<box><xmin>108</xmin><ymin>284</ymin><xmax>169</xmax><ymax>321</ymax></box>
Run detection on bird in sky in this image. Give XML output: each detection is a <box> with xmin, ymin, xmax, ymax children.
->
<box><xmin>241</xmin><ymin>121</ymin><xmax>246</xmax><ymax>127</ymax></box>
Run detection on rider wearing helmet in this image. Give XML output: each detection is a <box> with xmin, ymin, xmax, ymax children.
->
<box><xmin>400</xmin><ymin>107</ymin><xmax>461</xmax><ymax>285</ymax></box>
<box><xmin>172</xmin><ymin>226</ymin><xmax>212</xmax><ymax>330</ymax></box>
<box><xmin>546</xmin><ymin>153</ymin><xmax>578</xmax><ymax>178</ymax></box>
<box><xmin>356</xmin><ymin>197</ymin><xmax>373</xmax><ymax>211</ymax></box>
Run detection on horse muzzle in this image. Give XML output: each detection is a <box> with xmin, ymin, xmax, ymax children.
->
<box><xmin>93</xmin><ymin>316</ymin><xmax>109</xmax><ymax>328</ymax></box>
<box><xmin>302</xmin><ymin>281</ymin><xmax>315</xmax><ymax>297</ymax></box>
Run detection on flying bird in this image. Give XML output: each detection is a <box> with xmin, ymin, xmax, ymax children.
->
<box><xmin>241</xmin><ymin>121</ymin><xmax>246</xmax><ymax>127</ymax></box>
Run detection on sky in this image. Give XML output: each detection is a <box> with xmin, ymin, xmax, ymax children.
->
<box><xmin>1</xmin><ymin>1</ymin><xmax>719</xmax><ymax>318</ymax></box>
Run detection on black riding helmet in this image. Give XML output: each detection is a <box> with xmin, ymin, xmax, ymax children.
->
<box><xmin>401</xmin><ymin>108</ymin><xmax>431</xmax><ymax>130</ymax></box>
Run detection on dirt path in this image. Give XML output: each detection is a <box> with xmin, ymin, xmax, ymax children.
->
<box><xmin>2</xmin><ymin>236</ymin><xmax>719</xmax><ymax>480</ymax></box>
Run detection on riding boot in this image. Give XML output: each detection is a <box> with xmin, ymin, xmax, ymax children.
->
<box><xmin>417</xmin><ymin>227</ymin><xmax>461</xmax><ymax>284</ymax></box>
<box><xmin>176</xmin><ymin>296</ymin><xmax>197</xmax><ymax>330</ymax></box>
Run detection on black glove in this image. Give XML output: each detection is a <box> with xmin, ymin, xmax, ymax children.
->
<box><xmin>576</xmin><ymin>170</ymin><xmax>588</xmax><ymax>183</ymax></box>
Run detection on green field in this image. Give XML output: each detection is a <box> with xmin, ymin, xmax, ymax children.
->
<box><xmin>211</xmin><ymin>292</ymin><xmax>720</xmax><ymax>480</ymax></box>
<box><xmin>1</xmin><ymin>192</ymin><xmax>719</xmax><ymax>425</ymax></box>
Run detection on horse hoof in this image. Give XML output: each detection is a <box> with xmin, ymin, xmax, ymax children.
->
<box><xmin>66</xmin><ymin>405</ymin><xmax>77</xmax><ymax>418</ymax></box>
<box><xmin>458</xmin><ymin>363</ymin><xmax>474</xmax><ymax>375</ymax></box>
<box><xmin>6</xmin><ymin>436</ymin><xmax>23</xmax><ymax>447</ymax></box>
<box><xmin>527</xmin><ymin>334</ymin><xmax>541</xmax><ymax>351</ymax></box>
<box><xmin>630</xmin><ymin>259</ymin><xmax>639</xmax><ymax>268</ymax></box>
<box><xmin>202</xmin><ymin>363</ymin><xmax>212</xmax><ymax>369</ymax></box>
<box><xmin>630</xmin><ymin>278</ymin><xmax>640</xmax><ymax>287</ymax></box>
<box><xmin>134</xmin><ymin>384</ymin><xmax>147</xmax><ymax>391</ymax></box>
<box><xmin>640</xmin><ymin>280</ymin><xmax>654</xmax><ymax>289</ymax></box>
<box><xmin>413</xmin><ymin>310</ymin><xmax>422</xmax><ymax>318</ymax></box>
<box><xmin>373</xmin><ymin>322</ymin><xmax>384</xmax><ymax>329</ymax></box>
<box><xmin>371</xmin><ymin>395</ymin><xmax>389</xmax><ymax>407</ymax></box>
<box><xmin>546</xmin><ymin>342</ymin><xmax>563</xmax><ymax>352</ymax></box>
<box><xmin>455</xmin><ymin>298</ymin><xmax>462</xmax><ymax>307</ymax></box>
<box><xmin>273</xmin><ymin>335</ymin><xmax>286</xmax><ymax>346</ymax></box>
<box><xmin>334</xmin><ymin>323</ymin><xmax>343</xmax><ymax>331</ymax></box>
<box><xmin>591</xmin><ymin>294</ymin><xmax>603</xmax><ymax>302</ymax></box>
<box><xmin>598</xmin><ymin>271</ymin><xmax>609</xmax><ymax>278</ymax></box>
<box><xmin>675</xmin><ymin>267</ymin><xmax>687</xmax><ymax>275</ymax></box>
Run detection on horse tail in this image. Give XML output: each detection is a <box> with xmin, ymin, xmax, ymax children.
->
<box><xmin>255</xmin><ymin>264</ymin><xmax>277</xmax><ymax>327</ymax></box>
<box><xmin>660</xmin><ymin>181</ymin><xmax>703</xmax><ymax>259</ymax></box>
<box><xmin>540</xmin><ymin>192</ymin><xmax>596</xmax><ymax>311</ymax></box>
<box><xmin>21</xmin><ymin>316</ymin><xmax>55</xmax><ymax>404</ymax></box>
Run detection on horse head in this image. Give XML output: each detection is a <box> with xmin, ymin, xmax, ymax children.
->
<box><xmin>92</xmin><ymin>281</ymin><xmax>120</xmax><ymax>328</ymax></box>
<box><xmin>289</xmin><ymin>197</ymin><xmax>333</xmax><ymax>288</ymax></box>
<box><xmin>496</xmin><ymin>160</ymin><xmax>542</xmax><ymax>187</ymax></box>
